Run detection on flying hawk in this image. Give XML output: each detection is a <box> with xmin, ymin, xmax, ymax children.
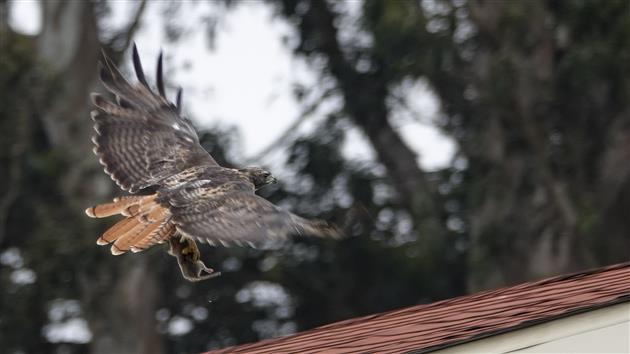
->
<box><xmin>85</xmin><ymin>45</ymin><xmax>341</xmax><ymax>281</ymax></box>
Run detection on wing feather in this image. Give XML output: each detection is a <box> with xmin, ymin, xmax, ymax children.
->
<box><xmin>156</xmin><ymin>51</ymin><xmax>166</xmax><ymax>98</ymax></box>
<box><xmin>91</xmin><ymin>48</ymin><xmax>217</xmax><ymax>192</ymax></box>
<box><xmin>131</xmin><ymin>44</ymin><xmax>151</xmax><ymax>90</ymax></box>
<box><xmin>166</xmin><ymin>188</ymin><xmax>341</xmax><ymax>246</ymax></box>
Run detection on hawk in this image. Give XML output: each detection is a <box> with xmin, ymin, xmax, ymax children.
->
<box><xmin>85</xmin><ymin>45</ymin><xmax>341</xmax><ymax>281</ymax></box>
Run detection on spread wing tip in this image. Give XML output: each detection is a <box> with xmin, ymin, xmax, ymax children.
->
<box><xmin>176</xmin><ymin>87</ymin><xmax>183</xmax><ymax>113</ymax></box>
<box><xmin>157</xmin><ymin>50</ymin><xmax>166</xmax><ymax>98</ymax></box>
<box><xmin>132</xmin><ymin>43</ymin><xmax>150</xmax><ymax>89</ymax></box>
<box><xmin>293</xmin><ymin>215</ymin><xmax>344</xmax><ymax>239</ymax></box>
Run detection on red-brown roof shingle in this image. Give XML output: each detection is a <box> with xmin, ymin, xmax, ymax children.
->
<box><xmin>207</xmin><ymin>262</ymin><xmax>630</xmax><ymax>354</ymax></box>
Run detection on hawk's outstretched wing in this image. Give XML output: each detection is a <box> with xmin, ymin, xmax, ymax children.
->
<box><xmin>166</xmin><ymin>187</ymin><xmax>342</xmax><ymax>247</ymax></box>
<box><xmin>91</xmin><ymin>45</ymin><xmax>216</xmax><ymax>193</ymax></box>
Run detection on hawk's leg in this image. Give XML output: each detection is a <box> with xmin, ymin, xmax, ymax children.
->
<box><xmin>168</xmin><ymin>235</ymin><xmax>221</xmax><ymax>282</ymax></box>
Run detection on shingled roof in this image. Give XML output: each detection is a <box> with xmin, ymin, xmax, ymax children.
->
<box><xmin>208</xmin><ymin>262</ymin><xmax>630</xmax><ymax>354</ymax></box>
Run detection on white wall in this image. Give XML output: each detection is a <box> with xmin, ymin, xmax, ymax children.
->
<box><xmin>432</xmin><ymin>302</ymin><xmax>630</xmax><ymax>354</ymax></box>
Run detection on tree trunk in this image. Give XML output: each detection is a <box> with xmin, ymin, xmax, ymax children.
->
<box><xmin>84</xmin><ymin>258</ymin><xmax>163</xmax><ymax>354</ymax></box>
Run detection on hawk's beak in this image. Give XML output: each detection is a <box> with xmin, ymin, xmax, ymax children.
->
<box><xmin>266</xmin><ymin>176</ymin><xmax>277</xmax><ymax>185</ymax></box>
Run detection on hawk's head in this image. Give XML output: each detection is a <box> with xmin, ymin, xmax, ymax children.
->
<box><xmin>240</xmin><ymin>167</ymin><xmax>277</xmax><ymax>190</ymax></box>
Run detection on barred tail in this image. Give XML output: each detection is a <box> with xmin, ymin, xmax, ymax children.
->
<box><xmin>85</xmin><ymin>195</ymin><xmax>174</xmax><ymax>255</ymax></box>
<box><xmin>85</xmin><ymin>196</ymin><xmax>143</xmax><ymax>218</ymax></box>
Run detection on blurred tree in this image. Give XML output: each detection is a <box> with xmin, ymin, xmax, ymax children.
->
<box><xmin>271</xmin><ymin>0</ymin><xmax>630</xmax><ymax>291</ymax></box>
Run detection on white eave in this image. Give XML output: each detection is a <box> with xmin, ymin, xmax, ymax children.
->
<box><xmin>432</xmin><ymin>301</ymin><xmax>630</xmax><ymax>354</ymax></box>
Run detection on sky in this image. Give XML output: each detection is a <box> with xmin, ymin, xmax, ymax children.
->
<box><xmin>9</xmin><ymin>0</ymin><xmax>455</xmax><ymax>171</ymax></box>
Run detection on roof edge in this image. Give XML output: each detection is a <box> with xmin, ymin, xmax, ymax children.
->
<box><xmin>409</xmin><ymin>294</ymin><xmax>630</xmax><ymax>354</ymax></box>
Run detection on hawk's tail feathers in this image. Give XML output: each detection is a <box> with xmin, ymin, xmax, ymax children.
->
<box><xmin>87</xmin><ymin>195</ymin><xmax>174</xmax><ymax>255</ymax></box>
<box><xmin>131</xmin><ymin>222</ymin><xmax>175</xmax><ymax>252</ymax></box>
<box><xmin>85</xmin><ymin>196</ymin><xmax>144</xmax><ymax>218</ymax></box>
<box><xmin>97</xmin><ymin>217</ymin><xmax>138</xmax><ymax>245</ymax></box>
<box><xmin>112</xmin><ymin>219</ymin><xmax>162</xmax><ymax>255</ymax></box>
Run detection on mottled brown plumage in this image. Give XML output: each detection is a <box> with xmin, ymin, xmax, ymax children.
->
<box><xmin>86</xmin><ymin>44</ymin><xmax>341</xmax><ymax>281</ymax></box>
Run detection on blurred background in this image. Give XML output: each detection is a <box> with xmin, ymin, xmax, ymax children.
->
<box><xmin>1</xmin><ymin>0</ymin><xmax>629</xmax><ymax>353</ymax></box>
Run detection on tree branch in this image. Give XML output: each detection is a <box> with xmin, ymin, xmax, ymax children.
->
<box><xmin>279</xmin><ymin>0</ymin><xmax>445</xmax><ymax>237</ymax></box>
<box><xmin>245</xmin><ymin>87</ymin><xmax>335</xmax><ymax>163</ymax></box>
<box><xmin>106</xmin><ymin>0</ymin><xmax>148</xmax><ymax>55</ymax></box>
